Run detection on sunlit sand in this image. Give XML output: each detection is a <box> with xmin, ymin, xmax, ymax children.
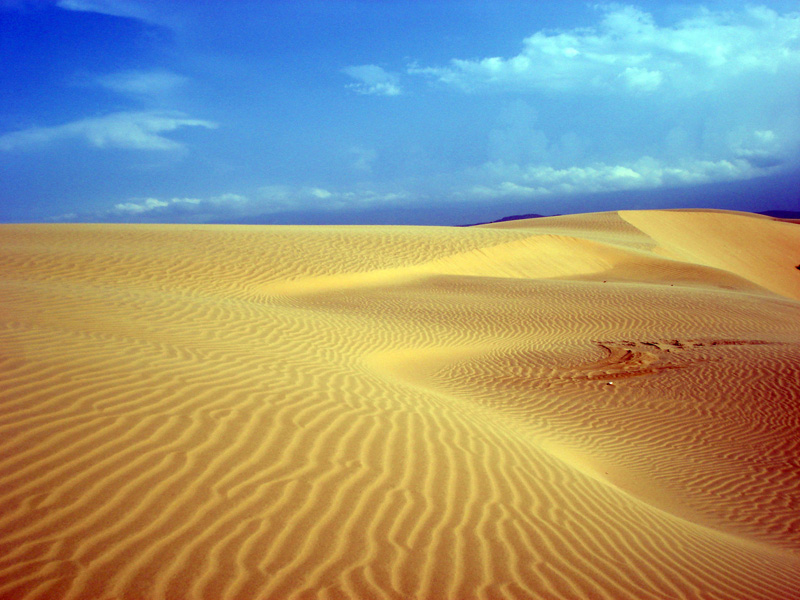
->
<box><xmin>1</xmin><ymin>209</ymin><xmax>799</xmax><ymax>599</ymax></box>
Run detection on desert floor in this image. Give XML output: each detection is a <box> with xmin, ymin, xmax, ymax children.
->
<box><xmin>1</xmin><ymin>209</ymin><xmax>799</xmax><ymax>599</ymax></box>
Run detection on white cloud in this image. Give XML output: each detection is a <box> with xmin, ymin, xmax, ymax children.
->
<box><xmin>309</xmin><ymin>187</ymin><xmax>333</xmax><ymax>199</ymax></box>
<box><xmin>409</xmin><ymin>5</ymin><xmax>800</xmax><ymax>95</ymax></box>
<box><xmin>114</xmin><ymin>197</ymin><xmax>170</xmax><ymax>214</ymax></box>
<box><xmin>466</xmin><ymin>155</ymin><xmax>772</xmax><ymax>200</ymax></box>
<box><xmin>343</xmin><ymin>65</ymin><xmax>402</xmax><ymax>96</ymax></box>
<box><xmin>113</xmin><ymin>194</ymin><xmax>238</xmax><ymax>216</ymax></box>
<box><xmin>620</xmin><ymin>67</ymin><xmax>663</xmax><ymax>92</ymax></box>
<box><xmin>257</xmin><ymin>185</ymin><xmax>338</xmax><ymax>210</ymax></box>
<box><xmin>732</xmin><ymin>128</ymin><xmax>785</xmax><ymax>168</ymax></box>
<box><xmin>94</xmin><ymin>70</ymin><xmax>188</xmax><ymax>98</ymax></box>
<box><xmin>93</xmin><ymin>185</ymin><xmax>413</xmax><ymax>222</ymax></box>
<box><xmin>56</xmin><ymin>0</ymin><xmax>156</xmax><ymax>23</ymax></box>
<box><xmin>258</xmin><ymin>185</ymin><xmax>409</xmax><ymax>212</ymax></box>
<box><xmin>0</xmin><ymin>111</ymin><xmax>217</xmax><ymax>152</ymax></box>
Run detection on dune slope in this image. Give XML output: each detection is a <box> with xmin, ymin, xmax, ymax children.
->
<box><xmin>0</xmin><ymin>210</ymin><xmax>799</xmax><ymax>600</ymax></box>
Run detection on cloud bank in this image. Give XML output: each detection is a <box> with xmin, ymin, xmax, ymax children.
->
<box><xmin>94</xmin><ymin>70</ymin><xmax>188</xmax><ymax>99</ymax></box>
<box><xmin>55</xmin><ymin>0</ymin><xmax>157</xmax><ymax>24</ymax></box>
<box><xmin>406</xmin><ymin>4</ymin><xmax>800</xmax><ymax>207</ymax></box>
<box><xmin>54</xmin><ymin>185</ymin><xmax>412</xmax><ymax>223</ymax></box>
<box><xmin>466</xmin><ymin>156</ymin><xmax>770</xmax><ymax>201</ymax></box>
<box><xmin>410</xmin><ymin>5</ymin><xmax>800</xmax><ymax>95</ymax></box>
<box><xmin>0</xmin><ymin>111</ymin><xmax>217</xmax><ymax>152</ymax></box>
<box><xmin>343</xmin><ymin>65</ymin><xmax>402</xmax><ymax>96</ymax></box>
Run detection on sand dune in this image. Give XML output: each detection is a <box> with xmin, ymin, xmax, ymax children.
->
<box><xmin>0</xmin><ymin>209</ymin><xmax>799</xmax><ymax>599</ymax></box>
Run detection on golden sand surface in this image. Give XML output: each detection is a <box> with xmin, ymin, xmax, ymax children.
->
<box><xmin>1</xmin><ymin>209</ymin><xmax>799</xmax><ymax>599</ymax></box>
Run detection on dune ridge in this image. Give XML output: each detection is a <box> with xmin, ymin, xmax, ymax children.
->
<box><xmin>0</xmin><ymin>209</ymin><xmax>799</xmax><ymax>599</ymax></box>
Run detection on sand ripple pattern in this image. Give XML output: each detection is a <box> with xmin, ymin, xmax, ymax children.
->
<box><xmin>1</xmin><ymin>210</ymin><xmax>799</xmax><ymax>599</ymax></box>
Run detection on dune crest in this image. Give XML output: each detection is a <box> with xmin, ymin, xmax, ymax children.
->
<box><xmin>1</xmin><ymin>210</ymin><xmax>799</xmax><ymax>599</ymax></box>
<box><xmin>621</xmin><ymin>209</ymin><xmax>800</xmax><ymax>300</ymax></box>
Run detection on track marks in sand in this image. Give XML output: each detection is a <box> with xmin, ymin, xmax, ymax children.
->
<box><xmin>564</xmin><ymin>338</ymin><xmax>771</xmax><ymax>381</ymax></box>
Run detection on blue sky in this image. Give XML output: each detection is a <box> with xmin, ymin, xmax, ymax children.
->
<box><xmin>1</xmin><ymin>0</ymin><xmax>799</xmax><ymax>224</ymax></box>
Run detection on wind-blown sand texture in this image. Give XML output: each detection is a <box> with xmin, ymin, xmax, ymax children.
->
<box><xmin>1</xmin><ymin>209</ymin><xmax>799</xmax><ymax>600</ymax></box>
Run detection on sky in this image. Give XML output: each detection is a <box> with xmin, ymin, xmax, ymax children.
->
<box><xmin>1</xmin><ymin>0</ymin><xmax>799</xmax><ymax>225</ymax></box>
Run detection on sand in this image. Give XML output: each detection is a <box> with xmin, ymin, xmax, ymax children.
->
<box><xmin>0</xmin><ymin>209</ymin><xmax>799</xmax><ymax>599</ymax></box>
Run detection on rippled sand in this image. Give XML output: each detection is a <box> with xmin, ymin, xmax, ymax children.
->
<box><xmin>1</xmin><ymin>209</ymin><xmax>799</xmax><ymax>599</ymax></box>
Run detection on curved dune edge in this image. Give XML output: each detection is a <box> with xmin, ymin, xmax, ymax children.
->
<box><xmin>620</xmin><ymin>209</ymin><xmax>800</xmax><ymax>301</ymax></box>
<box><xmin>0</xmin><ymin>210</ymin><xmax>799</xmax><ymax>600</ymax></box>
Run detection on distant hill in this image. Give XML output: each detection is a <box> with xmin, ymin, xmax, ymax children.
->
<box><xmin>759</xmin><ymin>210</ymin><xmax>800</xmax><ymax>220</ymax></box>
<box><xmin>460</xmin><ymin>213</ymin><xmax>549</xmax><ymax>227</ymax></box>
